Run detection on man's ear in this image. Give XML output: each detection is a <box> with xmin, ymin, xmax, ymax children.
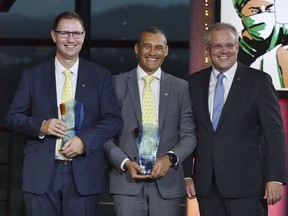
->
<box><xmin>51</xmin><ymin>30</ymin><xmax>57</xmax><ymax>43</ymax></box>
<box><xmin>134</xmin><ymin>43</ymin><xmax>139</xmax><ymax>58</ymax></box>
<box><xmin>165</xmin><ymin>45</ymin><xmax>169</xmax><ymax>57</ymax></box>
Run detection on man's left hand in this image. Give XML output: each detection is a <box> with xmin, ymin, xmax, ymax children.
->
<box><xmin>264</xmin><ymin>181</ymin><xmax>283</xmax><ymax>205</ymax></box>
<box><xmin>61</xmin><ymin>136</ymin><xmax>85</xmax><ymax>158</ymax></box>
<box><xmin>150</xmin><ymin>155</ymin><xmax>171</xmax><ymax>179</ymax></box>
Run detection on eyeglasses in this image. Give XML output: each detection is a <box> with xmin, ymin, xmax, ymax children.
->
<box><xmin>54</xmin><ymin>30</ymin><xmax>84</xmax><ymax>39</ymax></box>
<box><xmin>207</xmin><ymin>43</ymin><xmax>237</xmax><ymax>50</ymax></box>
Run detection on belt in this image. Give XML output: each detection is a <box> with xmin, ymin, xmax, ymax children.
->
<box><xmin>55</xmin><ymin>159</ymin><xmax>72</xmax><ymax>165</ymax></box>
<box><xmin>136</xmin><ymin>177</ymin><xmax>156</xmax><ymax>183</ymax></box>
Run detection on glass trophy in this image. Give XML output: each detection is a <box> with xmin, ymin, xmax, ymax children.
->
<box><xmin>60</xmin><ymin>99</ymin><xmax>84</xmax><ymax>146</ymax></box>
<box><xmin>135</xmin><ymin>124</ymin><xmax>160</xmax><ymax>175</ymax></box>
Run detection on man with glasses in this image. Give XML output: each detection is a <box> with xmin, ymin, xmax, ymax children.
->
<box><xmin>6</xmin><ymin>11</ymin><xmax>122</xmax><ymax>216</ymax></box>
<box><xmin>184</xmin><ymin>23</ymin><xmax>286</xmax><ymax>216</ymax></box>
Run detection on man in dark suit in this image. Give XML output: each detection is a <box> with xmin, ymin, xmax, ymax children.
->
<box><xmin>6</xmin><ymin>11</ymin><xmax>122</xmax><ymax>216</ymax></box>
<box><xmin>104</xmin><ymin>26</ymin><xmax>197</xmax><ymax>216</ymax></box>
<box><xmin>184</xmin><ymin>23</ymin><xmax>287</xmax><ymax>216</ymax></box>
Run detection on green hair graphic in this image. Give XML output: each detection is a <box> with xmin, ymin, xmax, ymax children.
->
<box><xmin>232</xmin><ymin>0</ymin><xmax>250</xmax><ymax>14</ymax></box>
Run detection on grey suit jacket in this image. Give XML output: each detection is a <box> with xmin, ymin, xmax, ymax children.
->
<box><xmin>104</xmin><ymin>68</ymin><xmax>197</xmax><ymax>199</ymax></box>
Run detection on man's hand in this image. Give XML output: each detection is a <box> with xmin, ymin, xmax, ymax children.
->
<box><xmin>60</xmin><ymin>136</ymin><xmax>85</xmax><ymax>158</ymax></box>
<box><xmin>185</xmin><ymin>178</ymin><xmax>196</xmax><ymax>199</ymax></box>
<box><xmin>264</xmin><ymin>181</ymin><xmax>283</xmax><ymax>205</ymax></box>
<box><xmin>40</xmin><ymin>118</ymin><xmax>67</xmax><ymax>138</ymax></box>
<box><xmin>124</xmin><ymin>160</ymin><xmax>151</xmax><ymax>180</ymax></box>
<box><xmin>150</xmin><ymin>155</ymin><xmax>171</xmax><ymax>179</ymax></box>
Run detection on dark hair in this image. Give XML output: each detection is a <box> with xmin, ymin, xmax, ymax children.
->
<box><xmin>137</xmin><ymin>26</ymin><xmax>167</xmax><ymax>44</ymax></box>
<box><xmin>205</xmin><ymin>23</ymin><xmax>239</xmax><ymax>44</ymax></box>
<box><xmin>52</xmin><ymin>11</ymin><xmax>85</xmax><ymax>31</ymax></box>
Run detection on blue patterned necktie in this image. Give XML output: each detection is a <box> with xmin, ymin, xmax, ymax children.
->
<box><xmin>212</xmin><ymin>73</ymin><xmax>225</xmax><ymax>130</ymax></box>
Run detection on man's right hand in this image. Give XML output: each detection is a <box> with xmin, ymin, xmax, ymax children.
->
<box><xmin>40</xmin><ymin>118</ymin><xmax>67</xmax><ymax>138</ymax></box>
<box><xmin>185</xmin><ymin>178</ymin><xmax>196</xmax><ymax>199</ymax></box>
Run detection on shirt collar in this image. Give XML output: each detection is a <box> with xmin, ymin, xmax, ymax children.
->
<box><xmin>212</xmin><ymin>62</ymin><xmax>238</xmax><ymax>81</ymax></box>
<box><xmin>55</xmin><ymin>57</ymin><xmax>79</xmax><ymax>76</ymax></box>
<box><xmin>136</xmin><ymin>64</ymin><xmax>161</xmax><ymax>81</ymax></box>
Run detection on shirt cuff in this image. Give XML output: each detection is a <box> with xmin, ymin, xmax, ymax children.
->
<box><xmin>120</xmin><ymin>158</ymin><xmax>130</xmax><ymax>171</ymax></box>
<box><xmin>168</xmin><ymin>150</ymin><xmax>179</xmax><ymax>166</ymax></box>
<box><xmin>39</xmin><ymin>120</ymin><xmax>46</xmax><ymax>139</ymax></box>
<box><xmin>272</xmin><ymin>181</ymin><xmax>283</xmax><ymax>185</ymax></box>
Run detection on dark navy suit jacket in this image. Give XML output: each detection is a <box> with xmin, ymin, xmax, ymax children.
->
<box><xmin>184</xmin><ymin>62</ymin><xmax>287</xmax><ymax>198</ymax></box>
<box><xmin>6</xmin><ymin>58</ymin><xmax>123</xmax><ymax>195</ymax></box>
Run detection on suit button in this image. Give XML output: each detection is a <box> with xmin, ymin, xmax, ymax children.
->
<box><xmin>50</xmin><ymin>148</ymin><xmax>55</xmax><ymax>152</ymax></box>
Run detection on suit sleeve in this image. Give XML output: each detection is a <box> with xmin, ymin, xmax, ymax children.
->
<box><xmin>103</xmin><ymin>139</ymin><xmax>128</xmax><ymax>171</ymax></box>
<box><xmin>103</xmin><ymin>75</ymin><xmax>130</xmax><ymax>170</ymax></box>
<box><xmin>77</xmin><ymin>72</ymin><xmax>123</xmax><ymax>155</ymax></box>
<box><xmin>258</xmin><ymin>74</ymin><xmax>287</xmax><ymax>184</ymax></box>
<box><xmin>6</xmin><ymin>69</ymin><xmax>46</xmax><ymax>138</ymax></box>
<box><xmin>183</xmin><ymin>154</ymin><xmax>193</xmax><ymax>178</ymax></box>
<box><xmin>169</xmin><ymin>81</ymin><xmax>197</xmax><ymax>164</ymax></box>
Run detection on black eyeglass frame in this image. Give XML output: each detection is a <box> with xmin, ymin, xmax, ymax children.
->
<box><xmin>53</xmin><ymin>30</ymin><xmax>85</xmax><ymax>39</ymax></box>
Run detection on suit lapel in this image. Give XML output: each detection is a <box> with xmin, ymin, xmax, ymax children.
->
<box><xmin>44</xmin><ymin>60</ymin><xmax>58</xmax><ymax>116</ymax></box>
<box><xmin>199</xmin><ymin>68</ymin><xmax>215</xmax><ymax>132</ymax></box>
<box><xmin>217</xmin><ymin>63</ymin><xmax>247</xmax><ymax>129</ymax></box>
<box><xmin>159</xmin><ymin>72</ymin><xmax>170</xmax><ymax>129</ymax></box>
<box><xmin>75</xmin><ymin>59</ymin><xmax>89</xmax><ymax>101</ymax></box>
<box><xmin>127</xmin><ymin>70</ymin><xmax>142</xmax><ymax>126</ymax></box>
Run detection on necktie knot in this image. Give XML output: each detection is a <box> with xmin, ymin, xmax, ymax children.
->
<box><xmin>64</xmin><ymin>69</ymin><xmax>71</xmax><ymax>78</ymax></box>
<box><xmin>217</xmin><ymin>72</ymin><xmax>225</xmax><ymax>81</ymax></box>
<box><xmin>143</xmin><ymin>76</ymin><xmax>155</xmax><ymax>85</ymax></box>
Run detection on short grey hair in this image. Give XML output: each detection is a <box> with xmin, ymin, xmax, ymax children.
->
<box><xmin>205</xmin><ymin>23</ymin><xmax>239</xmax><ymax>44</ymax></box>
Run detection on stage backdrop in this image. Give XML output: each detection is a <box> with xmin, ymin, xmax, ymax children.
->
<box><xmin>188</xmin><ymin>0</ymin><xmax>287</xmax><ymax>215</ymax></box>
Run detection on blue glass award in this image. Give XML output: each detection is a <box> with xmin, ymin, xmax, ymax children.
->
<box><xmin>135</xmin><ymin>124</ymin><xmax>160</xmax><ymax>175</ymax></box>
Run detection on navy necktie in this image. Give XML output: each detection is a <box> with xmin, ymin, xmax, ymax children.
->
<box><xmin>212</xmin><ymin>73</ymin><xmax>225</xmax><ymax>130</ymax></box>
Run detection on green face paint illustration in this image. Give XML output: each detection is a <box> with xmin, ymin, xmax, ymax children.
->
<box><xmin>240</xmin><ymin>12</ymin><xmax>275</xmax><ymax>41</ymax></box>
